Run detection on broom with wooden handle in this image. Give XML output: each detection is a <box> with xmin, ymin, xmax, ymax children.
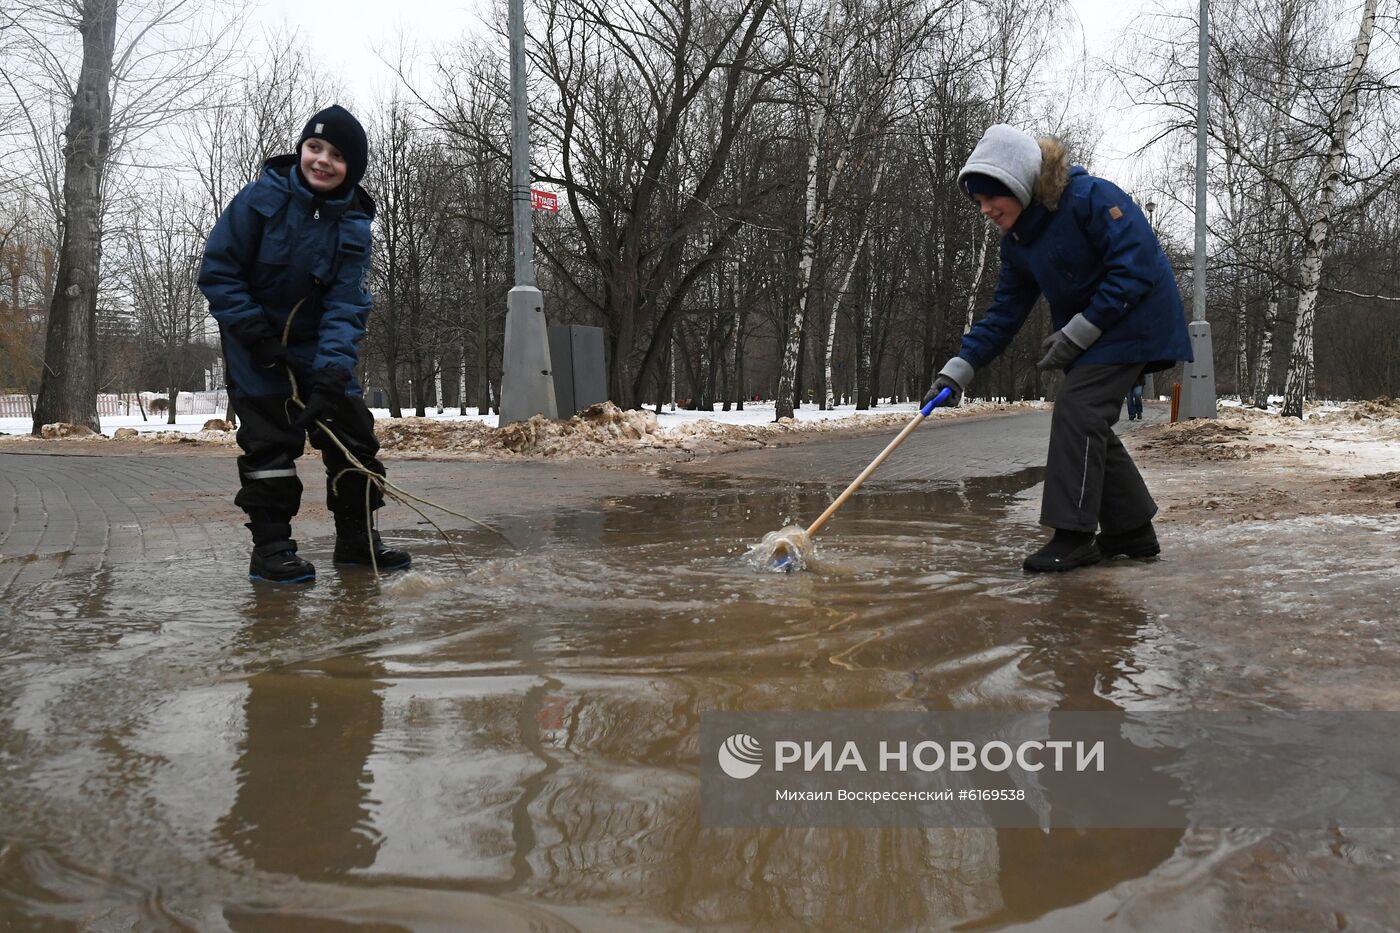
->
<box><xmin>764</xmin><ymin>386</ymin><xmax>953</xmax><ymax>571</ymax></box>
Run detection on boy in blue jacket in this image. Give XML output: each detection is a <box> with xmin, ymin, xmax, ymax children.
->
<box><xmin>926</xmin><ymin>124</ymin><xmax>1192</xmax><ymax>572</ymax></box>
<box><xmin>199</xmin><ymin>105</ymin><xmax>410</xmax><ymax>583</ymax></box>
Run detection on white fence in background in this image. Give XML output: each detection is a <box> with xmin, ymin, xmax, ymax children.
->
<box><xmin>0</xmin><ymin>391</ymin><xmax>230</xmax><ymax>419</ymax></box>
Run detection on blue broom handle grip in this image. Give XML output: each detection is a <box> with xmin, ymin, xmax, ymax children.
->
<box><xmin>920</xmin><ymin>386</ymin><xmax>953</xmax><ymax>417</ymax></box>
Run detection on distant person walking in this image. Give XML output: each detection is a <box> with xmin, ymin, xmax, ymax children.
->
<box><xmin>925</xmin><ymin>125</ymin><xmax>1191</xmax><ymax>572</ymax></box>
<box><xmin>199</xmin><ymin>105</ymin><xmax>410</xmax><ymax>583</ymax></box>
<box><xmin>1126</xmin><ymin>374</ymin><xmax>1145</xmax><ymax>421</ymax></box>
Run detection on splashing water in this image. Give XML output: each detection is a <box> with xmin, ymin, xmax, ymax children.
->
<box><xmin>743</xmin><ymin>525</ymin><xmax>815</xmax><ymax>573</ymax></box>
<box><xmin>381</xmin><ymin>569</ymin><xmax>456</xmax><ymax>597</ymax></box>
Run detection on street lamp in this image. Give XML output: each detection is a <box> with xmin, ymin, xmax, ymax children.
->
<box><xmin>498</xmin><ymin>0</ymin><xmax>558</xmax><ymax>425</ymax></box>
<box><xmin>1145</xmin><ymin>199</ymin><xmax>1156</xmax><ymax>230</ymax></box>
<box><xmin>1179</xmin><ymin>0</ymin><xmax>1218</xmax><ymax>419</ymax></box>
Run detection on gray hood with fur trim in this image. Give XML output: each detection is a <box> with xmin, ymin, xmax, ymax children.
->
<box><xmin>958</xmin><ymin>125</ymin><xmax>1072</xmax><ymax>211</ymax></box>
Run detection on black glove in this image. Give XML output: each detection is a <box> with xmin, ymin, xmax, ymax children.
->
<box><xmin>228</xmin><ymin>317</ymin><xmax>290</xmax><ymax>370</ymax></box>
<box><xmin>1037</xmin><ymin>313</ymin><xmax>1102</xmax><ymax>372</ymax></box>
<box><xmin>923</xmin><ymin>374</ymin><xmax>963</xmax><ymax>408</ymax></box>
<box><xmin>290</xmin><ymin>367</ymin><xmax>350</xmax><ymax>431</ymax></box>
<box><xmin>249</xmin><ymin>337</ymin><xmax>291</xmax><ymax>370</ymax></box>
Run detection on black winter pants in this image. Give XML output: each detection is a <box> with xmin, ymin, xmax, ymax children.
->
<box><xmin>231</xmin><ymin>393</ymin><xmax>386</xmax><ymax>522</ymax></box>
<box><xmin>1040</xmin><ymin>362</ymin><xmax>1156</xmax><ymax>534</ymax></box>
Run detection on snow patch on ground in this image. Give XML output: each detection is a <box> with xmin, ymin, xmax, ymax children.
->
<box><xmin>1139</xmin><ymin>398</ymin><xmax>1400</xmax><ymax>474</ymax></box>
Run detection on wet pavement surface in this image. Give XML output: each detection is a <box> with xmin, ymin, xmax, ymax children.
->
<box><xmin>1</xmin><ymin>409</ymin><xmax>1398</xmax><ymax>930</ymax></box>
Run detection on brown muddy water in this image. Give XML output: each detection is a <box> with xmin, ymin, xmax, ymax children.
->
<box><xmin>1</xmin><ymin>469</ymin><xmax>1396</xmax><ymax>930</ymax></box>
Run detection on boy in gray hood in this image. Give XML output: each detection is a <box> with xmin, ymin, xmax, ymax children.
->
<box><xmin>927</xmin><ymin>124</ymin><xmax>1192</xmax><ymax>572</ymax></box>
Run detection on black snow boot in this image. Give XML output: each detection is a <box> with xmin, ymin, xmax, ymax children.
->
<box><xmin>247</xmin><ymin>518</ymin><xmax>315</xmax><ymax>584</ymax></box>
<box><xmin>333</xmin><ymin>517</ymin><xmax>411</xmax><ymax>571</ymax></box>
<box><xmin>1022</xmin><ymin>529</ymin><xmax>1101</xmax><ymax>573</ymax></box>
<box><xmin>1096</xmin><ymin>521</ymin><xmax>1160</xmax><ymax>559</ymax></box>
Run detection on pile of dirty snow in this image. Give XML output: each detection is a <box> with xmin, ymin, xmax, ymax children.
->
<box><xmin>1137</xmin><ymin>413</ymin><xmax>1263</xmax><ymax>460</ymax></box>
<box><xmin>1137</xmin><ymin>398</ymin><xmax>1400</xmax><ymax>470</ymax></box>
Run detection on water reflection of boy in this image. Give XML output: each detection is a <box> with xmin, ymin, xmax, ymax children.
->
<box><xmin>970</xmin><ymin>595</ymin><xmax>1184</xmax><ymax>925</ymax></box>
<box><xmin>216</xmin><ymin>660</ymin><xmax>385</xmax><ymax>879</ymax></box>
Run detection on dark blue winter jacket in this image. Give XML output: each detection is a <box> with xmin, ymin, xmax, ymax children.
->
<box><xmin>199</xmin><ymin>155</ymin><xmax>375</xmax><ymax>398</ymax></box>
<box><xmin>959</xmin><ymin>162</ymin><xmax>1192</xmax><ymax>373</ymax></box>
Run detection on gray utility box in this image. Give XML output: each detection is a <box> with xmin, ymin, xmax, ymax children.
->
<box><xmin>547</xmin><ymin>325</ymin><xmax>608</xmax><ymax>419</ymax></box>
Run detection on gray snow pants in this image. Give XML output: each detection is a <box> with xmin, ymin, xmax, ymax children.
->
<box><xmin>1040</xmin><ymin>362</ymin><xmax>1157</xmax><ymax>534</ymax></box>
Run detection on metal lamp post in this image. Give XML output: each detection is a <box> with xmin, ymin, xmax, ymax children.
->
<box><xmin>498</xmin><ymin>0</ymin><xmax>558</xmax><ymax>425</ymax></box>
<box><xmin>1179</xmin><ymin>0</ymin><xmax>1218</xmax><ymax>419</ymax></box>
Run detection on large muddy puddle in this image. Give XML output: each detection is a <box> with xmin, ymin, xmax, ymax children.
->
<box><xmin>1</xmin><ymin>469</ymin><xmax>1396</xmax><ymax>929</ymax></box>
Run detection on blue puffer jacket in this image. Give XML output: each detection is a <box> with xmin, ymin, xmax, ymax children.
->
<box><xmin>199</xmin><ymin>155</ymin><xmax>375</xmax><ymax>398</ymax></box>
<box><xmin>958</xmin><ymin>151</ymin><xmax>1192</xmax><ymax>374</ymax></box>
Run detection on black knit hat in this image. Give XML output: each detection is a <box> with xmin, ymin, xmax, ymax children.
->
<box><xmin>298</xmin><ymin>104</ymin><xmax>368</xmax><ymax>192</ymax></box>
<box><xmin>961</xmin><ymin>172</ymin><xmax>1016</xmax><ymax>201</ymax></box>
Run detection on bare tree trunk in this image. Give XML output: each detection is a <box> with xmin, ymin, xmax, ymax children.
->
<box><xmin>775</xmin><ymin>0</ymin><xmax>837</xmax><ymax>421</ymax></box>
<box><xmin>964</xmin><ymin>223</ymin><xmax>993</xmax><ymax>335</ymax></box>
<box><xmin>386</xmin><ymin>357</ymin><xmax>402</xmax><ymax>417</ymax></box>
<box><xmin>474</xmin><ymin>248</ymin><xmax>492</xmax><ymax>415</ymax></box>
<box><xmin>412</xmin><ymin>353</ymin><xmax>426</xmax><ymax>417</ymax></box>
<box><xmin>477</xmin><ymin>314</ymin><xmax>491</xmax><ymax>415</ymax></box>
<box><xmin>459</xmin><ymin>344</ymin><xmax>469</xmax><ymax>415</ymax></box>
<box><xmin>1253</xmin><ymin>286</ymin><xmax>1280</xmax><ymax>408</ymax></box>
<box><xmin>31</xmin><ymin>0</ymin><xmax>118</xmax><ymax>435</ymax></box>
<box><xmin>856</xmin><ymin>276</ymin><xmax>873</xmax><ymax>410</ymax></box>
<box><xmin>723</xmin><ymin>298</ymin><xmax>738</xmax><ymax>412</ymax></box>
<box><xmin>823</xmin><ymin>230</ymin><xmax>865</xmax><ymax>409</ymax></box>
<box><xmin>732</xmin><ymin>305</ymin><xmax>746</xmax><ymax>411</ymax></box>
<box><xmin>1233</xmin><ymin>274</ymin><xmax>1250</xmax><ymax>399</ymax></box>
<box><xmin>1282</xmin><ymin>0</ymin><xmax>1376</xmax><ymax>419</ymax></box>
<box><xmin>824</xmin><ymin>152</ymin><xmax>885</xmax><ymax>409</ymax></box>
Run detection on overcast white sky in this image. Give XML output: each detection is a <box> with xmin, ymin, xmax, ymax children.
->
<box><xmin>246</xmin><ymin>0</ymin><xmax>494</xmax><ymax>105</ymax></box>
<box><xmin>249</xmin><ymin>0</ymin><xmax>1153</xmax><ymax>104</ymax></box>
<box><xmin>247</xmin><ymin>0</ymin><xmax>1163</xmax><ymax>186</ymax></box>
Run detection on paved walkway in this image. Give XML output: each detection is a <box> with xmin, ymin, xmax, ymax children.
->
<box><xmin>674</xmin><ymin>407</ymin><xmax>1061</xmax><ymax>484</ymax></box>
<box><xmin>0</xmin><ymin>406</ymin><xmax>1162</xmax><ymax>592</ymax></box>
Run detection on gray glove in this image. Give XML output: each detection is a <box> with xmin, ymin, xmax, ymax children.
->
<box><xmin>1037</xmin><ymin>313</ymin><xmax>1102</xmax><ymax>371</ymax></box>
<box><xmin>925</xmin><ymin>357</ymin><xmax>974</xmax><ymax>407</ymax></box>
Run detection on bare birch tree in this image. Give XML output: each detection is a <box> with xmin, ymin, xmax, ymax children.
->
<box><xmin>773</xmin><ymin>0</ymin><xmax>947</xmax><ymax>419</ymax></box>
<box><xmin>1280</xmin><ymin>0</ymin><xmax>1378</xmax><ymax>417</ymax></box>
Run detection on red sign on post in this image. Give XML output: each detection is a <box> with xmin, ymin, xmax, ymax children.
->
<box><xmin>531</xmin><ymin>189</ymin><xmax>559</xmax><ymax>212</ymax></box>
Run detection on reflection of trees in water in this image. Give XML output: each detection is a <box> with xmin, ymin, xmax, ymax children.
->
<box><xmin>506</xmin><ymin>682</ymin><xmax>1002</xmax><ymax>928</ymax></box>
<box><xmin>511</xmin><ymin>590</ymin><xmax>1182</xmax><ymax>927</ymax></box>
<box><xmin>216</xmin><ymin>657</ymin><xmax>385</xmax><ymax>880</ymax></box>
